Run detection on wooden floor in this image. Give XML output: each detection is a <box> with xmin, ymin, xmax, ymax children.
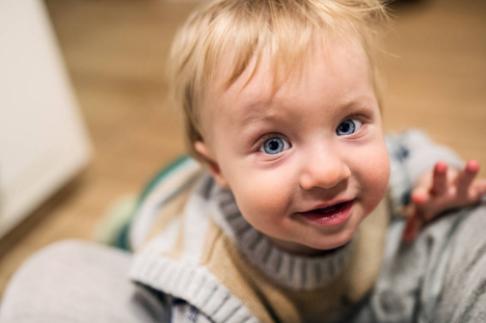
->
<box><xmin>0</xmin><ymin>0</ymin><xmax>485</xmax><ymax>297</ymax></box>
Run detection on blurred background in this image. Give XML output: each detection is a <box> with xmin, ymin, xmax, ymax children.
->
<box><xmin>0</xmin><ymin>0</ymin><xmax>485</xmax><ymax>297</ymax></box>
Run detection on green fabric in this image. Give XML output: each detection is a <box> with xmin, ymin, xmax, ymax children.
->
<box><xmin>113</xmin><ymin>155</ymin><xmax>191</xmax><ymax>251</ymax></box>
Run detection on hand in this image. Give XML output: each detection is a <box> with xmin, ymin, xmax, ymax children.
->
<box><xmin>402</xmin><ymin>160</ymin><xmax>486</xmax><ymax>243</ymax></box>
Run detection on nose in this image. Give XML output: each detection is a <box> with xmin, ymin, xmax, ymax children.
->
<box><xmin>299</xmin><ymin>146</ymin><xmax>351</xmax><ymax>191</ymax></box>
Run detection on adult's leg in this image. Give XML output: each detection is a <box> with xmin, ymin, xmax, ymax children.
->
<box><xmin>0</xmin><ymin>240</ymin><xmax>167</xmax><ymax>323</ymax></box>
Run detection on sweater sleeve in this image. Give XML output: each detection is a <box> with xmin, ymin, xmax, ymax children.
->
<box><xmin>432</xmin><ymin>205</ymin><xmax>486</xmax><ymax>322</ymax></box>
<box><xmin>385</xmin><ymin>129</ymin><xmax>463</xmax><ymax>216</ymax></box>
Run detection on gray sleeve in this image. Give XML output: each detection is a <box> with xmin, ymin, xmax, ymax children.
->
<box><xmin>385</xmin><ymin>129</ymin><xmax>463</xmax><ymax>215</ymax></box>
<box><xmin>431</xmin><ymin>205</ymin><xmax>486</xmax><ymax>323</ymax></box>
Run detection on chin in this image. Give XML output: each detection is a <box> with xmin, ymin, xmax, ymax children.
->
<box><xmin>304</xmin><ymin>236</ymin><xmax>351</xmax><ymax>253</ymax></box>
<box><xmin>325</xmin><ymin>239</ymin><xmax>352</xmax><ymax>251</ymax></box>
<box><xmin>314</xmin><ymin>229</ymin><xmax>356</xmax><ymax>251</ymax></box>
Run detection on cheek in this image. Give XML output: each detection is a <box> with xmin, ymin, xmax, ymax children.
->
<box><xmin>368</xmin><ymin>160</ymin><xmax>390</xmax><ymax>201</ymax></box>
<box><xmin>355</xmin><ymin>145</ymin><xmax>390</xmax><ymax>210</ymax></box>
<box><xmin>228</xmin><ymin>169</ymin><xmax>294</xmax><ymax>228</ymax></box>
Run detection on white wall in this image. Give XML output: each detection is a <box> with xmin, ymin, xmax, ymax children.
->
<box><xmin>0</xmin><ymin>0</ymin><xmax>91</xmax><ymax>237</ymax></box>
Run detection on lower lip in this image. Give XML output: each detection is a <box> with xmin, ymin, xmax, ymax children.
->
<box><xmin>297</xmin><ymin>200</ymin><xmax>354</xmax><ymax>227</ymax></box>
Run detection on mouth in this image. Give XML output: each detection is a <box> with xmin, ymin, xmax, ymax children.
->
<box><xmin>297</xmin><ymin>199</ymin><xmax>355</xmax><ymax>226</ymax></box>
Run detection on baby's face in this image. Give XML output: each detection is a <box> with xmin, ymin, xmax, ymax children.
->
<box><xmin>196</xmin><ymin>38</ymin><xmax>390</xmax><ymax>254</ymax></box>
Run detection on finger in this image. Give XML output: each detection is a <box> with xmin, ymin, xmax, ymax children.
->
<box><xmin>402</xmin><ymin>212</ymin><xmax>424</xmax><ymax>243</ymax></box>
<box><xmin>430</xmin><ymin>161</ymin><xmax>448</xmax><ymax>195</ymax></box>
<box><xmin>411</xmin><ymin>189</ymin><xmax>440</xmax><ymax>221</ymax></box>
<box><xmin>411</xmin><ymin>189</ymin><xmax>429</xmax><ymax>207</ymax></box>
<box><xmin>481</xmin><ymin>181</ymin><xmax>486</xmax><ymax>204</ymax></box>
<box><xmin>470</xmin><ymin>179</ymin><xmax>486</xmax><ymax>202</ymax></box>
<box><xmin>476</xmin><ymin>179</ymin><xmax>486</xmax><ymax>195</ymax></box>
<box><xmin>456</xmin><ymin>160</ymin><xmax>480</xmax><ymax>196</ymax></box>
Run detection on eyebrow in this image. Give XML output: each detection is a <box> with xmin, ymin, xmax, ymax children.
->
<box><xmin>236</xmin><ymin>100</ymin><xmax>276</xmax><ymax>126</ymax></box>
<box><xmin>241</xmin><ymin>94</ymin><xmax>376</xmax><ymax>120</ymax></box>
<box><xmin>336</xmin><ymin>97</ymin><xmax>378</xmax><ymax>114</ymax></box>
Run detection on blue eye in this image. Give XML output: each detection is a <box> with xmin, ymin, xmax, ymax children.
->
<box><xmin>260</xmin><ymin>135</ymin><xmax>290</xmax><ymax>155</ymax></box>
<box><xmin>336</xmin><ymin>118</ymin><xmax>362</xmax><ymax>136</ymax></box>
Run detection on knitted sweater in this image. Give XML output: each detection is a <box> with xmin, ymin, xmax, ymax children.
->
<box><xmin>128</xmin><ymin>130</ymin><xmax>486</xmax><ymax>322</ymax></box>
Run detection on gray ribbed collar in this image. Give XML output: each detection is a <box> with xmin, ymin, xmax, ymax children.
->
<box><xmin>208</xmin><ymin>180</ymin><xmax>353</xmax><ymax>291</ymax></box>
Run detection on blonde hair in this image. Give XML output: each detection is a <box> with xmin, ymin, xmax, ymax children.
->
<box><xmin>168</xmin><ymin>0</ymin><xmax>388</xmax><ymax>158</ymax></box>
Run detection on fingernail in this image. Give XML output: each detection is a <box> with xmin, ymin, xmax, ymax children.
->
<box><xmin>412</xmin><ymin>192</ymin><xmax>427</xmax><ymax>204</ymax></box>
<box><xmin>435</xmin><ymin>162</ymin><xmax>448</xmax><ymax>173</ymax></box>
<box><xmin>466</xmin><ymin>160</ymin><xmax>480</xmax><ymax>173</ymax></box>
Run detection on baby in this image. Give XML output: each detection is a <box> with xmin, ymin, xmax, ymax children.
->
<box><xmin>125</xmin><ymin>0</ymin><xmax>486</xmax><ymax>322</ymax></box>
<box><xmin>1</xmin><ymin>1</ymin><xmax>485</xmax><ymax>323</ymax></box>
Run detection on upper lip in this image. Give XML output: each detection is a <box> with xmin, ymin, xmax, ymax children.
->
<box><xmin>297</xmin><ymin>198</ymin><xmax>355</xmax><ymax>214</ymax></box>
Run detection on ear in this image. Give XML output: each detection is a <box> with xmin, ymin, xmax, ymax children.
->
<box><xmin>194</xmin><ymin>141</ymin><xmax>228</xmax><ymax>187</ymax></box>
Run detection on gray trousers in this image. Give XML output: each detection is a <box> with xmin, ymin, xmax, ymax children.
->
<box><xmin>0</xmin><ymin>241</ymin><xmax>166</xmax><ymax>323</ymax></box>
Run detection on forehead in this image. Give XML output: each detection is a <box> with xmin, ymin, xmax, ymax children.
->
<box><xmin>202</xmin><ymin>37</ymin><xmax>375</xmax><ymax>134</ymax></box>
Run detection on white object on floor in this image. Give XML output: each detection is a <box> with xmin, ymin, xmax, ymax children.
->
<box><xmin>0</xmin><ymin>0</ymin><xmax>91</xmax><ymax>237</ymax></box>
